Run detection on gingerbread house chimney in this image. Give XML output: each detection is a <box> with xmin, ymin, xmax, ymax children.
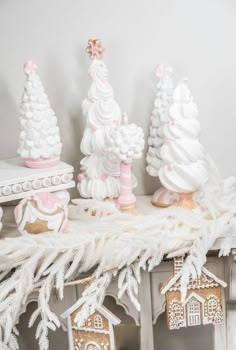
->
<box><xmin>173</xmin><ymin>256</ymin><xmax>184</xmax><ymax>275</ymax></box>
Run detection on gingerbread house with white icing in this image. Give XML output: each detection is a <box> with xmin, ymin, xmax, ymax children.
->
<box><xmin>161</xmin><ymin>256</ymin><xmax>227</xmax><ymax>329</ymax></box>
<box><xmin>61</xmin><ymin>300</ymin><xmax>120</xmax><ymax>350</ymax></box>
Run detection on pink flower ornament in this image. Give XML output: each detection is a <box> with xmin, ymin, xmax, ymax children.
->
<box><xmin>24</xmin><ymin>61</ymin><xmax>37</xmax><ymax>77</ymax></box>
<box><xmin>155</xmin><ymin>64</ymin><xmax>173</xmax><ymax>80</ymax></box>
<box><xmin>86</xmin><ymin>39</ymin><xmax>105</xmax><ymax>60</ymax></box>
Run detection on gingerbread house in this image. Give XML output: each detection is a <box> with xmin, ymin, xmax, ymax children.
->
<box><xmin>61</xmin><ymin>300</ymin><xmax>121</xmax><ymax>350</ymax></box>
<box><xmin>161</xmin><ymin>256</ymin><xmax>227</xmax><ymax>329</ymax></box>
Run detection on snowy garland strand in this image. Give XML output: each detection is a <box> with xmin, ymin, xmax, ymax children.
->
<box><xmin>0</xmin><ymin>206</ymin><xmax>235</xmax><ymax>349</ymax></box>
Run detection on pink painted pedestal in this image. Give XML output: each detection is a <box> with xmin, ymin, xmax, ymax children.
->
<box><xmin>24</xmin><ymin>156</ymin><xmax>60</xmax><ymax>169</ymax></box>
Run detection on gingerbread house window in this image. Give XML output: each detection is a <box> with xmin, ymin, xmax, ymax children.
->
<box><xmin>94</xmin><ymin>315</ymin><xmax>103</xmax><ymax>329</ymax></box>
<box><xmin>172</xmin><ymin>302</ymin><xmax>184</xmax><ymax>320</ymax></box>
<box><xmin>207</xmin><ymin>296</ymin><xmax>218</xmax><ymax>316</ymax></box>
<box><xmin>187</xmin><ymin>297</ymin><xmax>201</xmax><ymax>326</ymax></box>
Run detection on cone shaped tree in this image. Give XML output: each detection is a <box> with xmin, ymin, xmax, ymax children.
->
<box><xmin>18</xmin><ymin>61</ymin><xmax>62</xmax><ymax>168</ymax></box>
<box><xmin>146</xmin><ymin>64</ymin><xmax>174</xmax><ymax>176</ymax></box>
<box><xmin>77</xmin><ymin>40</ymin><xmax>122</xmax><ymax>200</ymax></box>
<box><xmin>159</xmin><ymin>79</ymin><xmax>208</xmax><ymax>194</ymax></box>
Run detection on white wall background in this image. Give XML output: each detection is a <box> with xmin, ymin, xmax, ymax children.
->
<box><xmin>1</xmin><ymin>0</ymin><xmax>236</xmax><ymax>197</ymax></box>
<box><xmin>0</xmin><ymin>1</ymin><xmax>234</xmax><ymax>348</ymax></box>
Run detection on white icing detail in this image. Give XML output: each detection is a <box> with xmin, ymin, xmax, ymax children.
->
<box><xmin>52</xmin><ymin>176</ymin><xmax>61</xmax><ymax>185</ymax></box>
<box><xmin>72</xmin><ymin>326</ymin><xmax>109</xmax><ymax>334</ymax></box>
<box><xmin>159</xmin><ymin>80</ymin><xmax>209</xmax><ymax>193</ymax></box>
<box><xmin>32</xmin><ymin>179</ymin><xmax>41</xmax><ymax>189</ymax></box>
<box><xmin>12</xmin><ymin>184</ymin><xmax>22</xmax><ymax>194</ymax></box>
<box><xmin>42</xmin><ymin>178</ymin><xmax>51</xmax><ymax>187</ymax></box>
<box><xmin>22</xmin><ymin>182</ymin><xmax>32</xmax><ymax>191</ymax></box>
<box><xmin>2</xmin><ymin>186</ymin><xmax>12</xmax><ymax>196</ymax></box>
<box><xmin>61</xmin><ymin>173</ymin><xmax>73</xmax><ymax>183</ymax></box>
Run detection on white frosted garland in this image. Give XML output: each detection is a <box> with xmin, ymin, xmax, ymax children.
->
<box><xmin>0</xmin><ymin>186</ymin><xmax>236</xmax><ymax>348</ymax></box>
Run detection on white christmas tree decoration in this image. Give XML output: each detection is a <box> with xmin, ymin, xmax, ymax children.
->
<box><xmin>159</xmin><ymin>79</ymin><xmax>208</xmax><ymax>198</ymax></box>
<box><xmin>18</xmin><ymin>61</ymin><xmax>62</xmax><ymax>168</ymax></box>
<box><xmin>146</xmin><ymin>64</ymin><xmax>174</xmax><ymax>177</ymax></box>
<box><xmin>77</xmin><ymin>39</ymin><xmax>122</xmax><ymax>200</ymax></box>
<box><xmin>146</xmin><ymin>64</ymin><xmax>178</xmax><ymax>208</ymax></box>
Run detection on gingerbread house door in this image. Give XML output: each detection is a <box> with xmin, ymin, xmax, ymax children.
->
<box><xmin>85</xmin><ymin>343</ymin><xmax>101</xmax><ymax>350</ymax></box>
<box><xmin>187</xmin><ymin>297</ymin><xmax>202</xmax><ymax>326</ymax></box>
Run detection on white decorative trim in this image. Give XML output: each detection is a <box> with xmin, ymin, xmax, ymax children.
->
<box><xmin>161</xmin><ymin>266</ymin><xmax>227</xmax><ymax>294</ymax></box>
<box><xmin>72</xmin><ymin>326</ymin><xmax>109</xmax><ymax>334</ymax></box>
<box><xmin>61</xmin><ymin>301</ymin><xmax>120</xmax><ymax>326</ymax></box>
<box><xmin>183</xmin><ymin>291</ymin><xmax>205</xmax><ymax>306</ymax></box>
<box><xmin>0</xmin><ymin>158</ymin><xmax>75</xmax><ymax>204</ymax></box>
<box><xmin>0</xmin><ymin>175</ymin><xmax>74</xmax><ymax>203</ymax></box>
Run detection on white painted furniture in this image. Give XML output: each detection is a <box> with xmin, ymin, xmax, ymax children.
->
<box><xmin>0</xmin><ymin>158</ymin><xmax>75</xmax><ymax>204</ymax></box>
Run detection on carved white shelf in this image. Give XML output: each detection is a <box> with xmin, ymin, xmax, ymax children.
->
<box><xmin>0</xmin><ymin>157</ymin><xmax>75</xmax><ymax>203</ymax></box>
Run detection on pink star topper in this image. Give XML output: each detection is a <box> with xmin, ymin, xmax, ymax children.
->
<box><xmin>86</xmin><ymin>39</ymin><xmax>105</xmax><ymax>60</ymax></box>
<box><xmin>155</xmin><ymin>64</ymin><xmax>173</xmax><ymax>80</ymax></box>
<box><xmin>24</xmin><ymin>61</ymin><xmax>37</xmax><ymax>77</ymax></box>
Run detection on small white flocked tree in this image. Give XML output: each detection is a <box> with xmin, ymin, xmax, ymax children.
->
<box><xmin>18</xmin><ymin>61</ymin><xmax>62</xmax><ymax>168</ymax></box>
<box><xmin>146</xmin><ymin>64</ymin><xmax>174</xmax><ymax>176</ymax></box>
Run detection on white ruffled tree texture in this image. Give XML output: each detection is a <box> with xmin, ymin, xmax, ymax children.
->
<box><xmin>77</xmin><ymin>40</ymin><xmax>122</xmax><ymax>200</ymax></box>
<box><xmin>146</xmin><ymin>64</ymin><xmax>174</xmax><ymax>177</ymax></box>
<box><xmin>159</xmin><ymin>79</ymin><xmax>208</xmax><ymax>194</ymax></box>
<box><xmin>77</xmin><ymin>40</ymin><xmax>144</xmax><ymax>206</ymax></box>
<box><xmin>17</xmin><ymin>61</ymin><xmax>62</xmax><ymax>163</ymax></box>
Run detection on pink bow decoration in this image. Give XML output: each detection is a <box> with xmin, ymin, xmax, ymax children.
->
<box><xmin>86</xmin><ymin>39</ymin><xmax>105</xmax><ymax>60</ymax></box>
<box><xmin>24</xmin><ymin>61</ymin><xmax>37</xmax><ymax>77</ymax></box>
<box><xmin>155</xmin><ymin>64</ymin><xmax>173</xmax><ymax>80</ymax></box>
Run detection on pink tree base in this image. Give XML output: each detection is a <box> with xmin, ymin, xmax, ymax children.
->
<box><xmin>118</xmin><ymin>194</ymin><xmax>136</xmax><ymax>210</ymax></box>
<box><xmin>24</xmin><ymin>156</ymin><xmax>60</xmax><ymax>169</ymax></box>
<box><xmin>118</xmin><ymin>162</ymin><xmax>136</xmax><ymax>210</ymax></box>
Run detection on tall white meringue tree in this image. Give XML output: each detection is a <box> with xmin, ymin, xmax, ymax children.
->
<box><xmin>18</xmin><ymin>61</ymin><xmax>62</xmax><ymax>168</ymax></box>
<box><xmin>146</xmin><ymin>64</ymin><xmax>178</xmax><ymax>208</ymax></box>
<box><xmin>146</xmin><ymin>64</ymin><xmax>174</xmax><ymax>176</ymax></box>
<box><xmin>159</xmin><ymin>79</ymin><xmax>209</xmax><ymax>208</ymax></box>
<box><xmin>77</xmin><ymin>39</ymin><xmax>122</xmax><ymax>200</ymax></box>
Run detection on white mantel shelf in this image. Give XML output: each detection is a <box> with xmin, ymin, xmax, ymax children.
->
<box><xmin>0</xmin><ymin>157</ymin><xmax>75</xmax><ymax>203</ymax></box>
<box><xmin>0</xmin><ymin>194</ymin><xmax>235</xmax><ymax>253</ymax></box>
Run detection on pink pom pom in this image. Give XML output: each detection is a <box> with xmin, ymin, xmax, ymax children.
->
<box><xmin>168</xmin><ymin>164</ymin><xmax>173</xmax><ymax>171</ymax></box>
<box><xmin>101</xmin><ymin>173</ymin><xmax>108</xmax><ymax>181</ymax></box>
<box><xmin>165</xmin><ymin>138</ymin><xmax>171</xmax><ymax>145</ymax></box>
<box><xmin>77</xmin><ymin>173</ymin><xmax>85</xmax><ymax>182</ymax></box>
<box><xmin>24</xmin><ymin>61</ymin><xmax>37</xmax><ymax>77</ymax></box>
<box><xmin>155</xmin><ymin>64</ymin><xmax>173</xmax><ymax>80</ymax></box>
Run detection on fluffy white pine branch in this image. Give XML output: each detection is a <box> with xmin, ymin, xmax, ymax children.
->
<box><xmin>0</xmin><ymin>201</ymin><xmax>235</xmax><ymax>349</ymax></box>
<box><xmin>75</xmin><ymin>272</ymin><xmax>112</xmax><ymax>327</ymax></box>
